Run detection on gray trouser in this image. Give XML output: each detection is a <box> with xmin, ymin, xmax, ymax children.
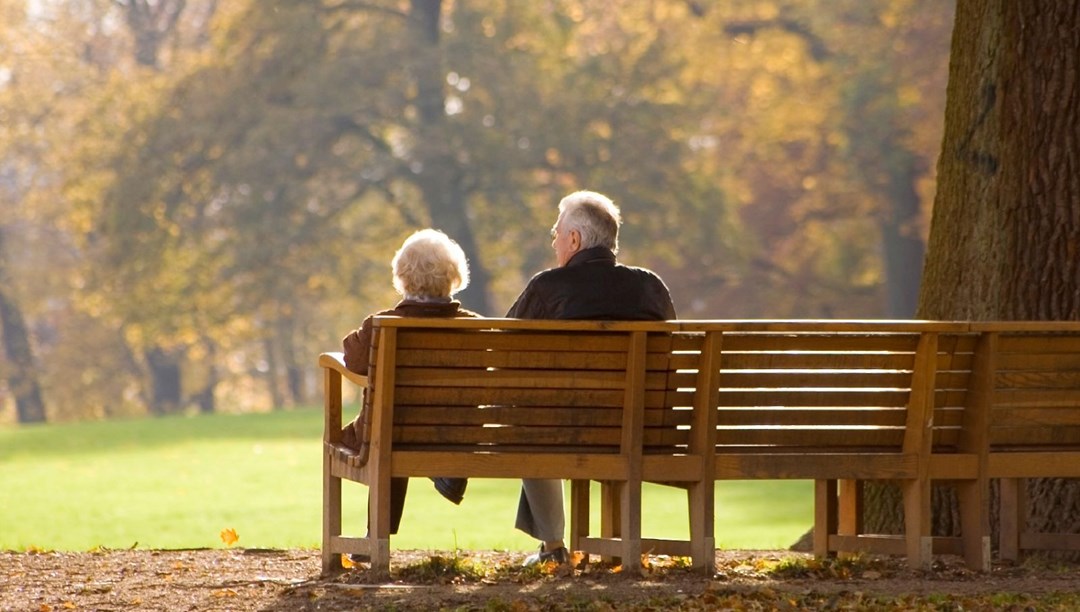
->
<box><xmin>515</xmin><ymin>478</ymin><xmax>565</xmax><ymax>542</ymax></box>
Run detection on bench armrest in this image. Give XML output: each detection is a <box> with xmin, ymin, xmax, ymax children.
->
<box><xmin>319</xmin><ymin>352</ymin><xmax>369</xmax><ymax>447</ymax></box>
<box><xmin>319</xmin><ymin>351</ymin><xmax>369</xmax><ymax>388</ymax></box>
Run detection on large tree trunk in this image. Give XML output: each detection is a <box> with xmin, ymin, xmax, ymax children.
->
<box><xmin>406</xmin><ymin>0</ymin><xmax>493</xmax><ymax>315</ymax></box>
<box><xmin>867</xmin><ymin>0</ymin><xmax>1080</xmax><ymax>556</ymax></box>
<box><xmin>0</xmin><ymin>233</ymin><xmax>46</xmax><ymax>423</ymax></box>
<box><xmin>879</xmin><ymin>151</ymin><xmax>925</xmax><ymax>318</ymax></box>
<box><xmin>145</xmin><ymin>347</ymin><xmax>184</xmax><ymax>415</ymax></box>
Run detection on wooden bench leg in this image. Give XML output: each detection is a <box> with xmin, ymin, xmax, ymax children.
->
<box><xmin>999</xmin><ymin>478</ymin><xmax>1024</xmax><ymax>562</ymax></box>
<box><xmin>813</xmin><ymin>480</ymin><xmax>838</xmax><ymax>558</ymax></box>
<box><xmin>837</xmin><ymin>479</ymin><xmax>862</xmax><ymax>559</ymax></box>
<box><xmin>956</xmin><ymin>477</ymin><xmax>991</xmax><ymax>571</ymax></box>
<box><xmin>368</xmin><ymin>470</ymin><xmax>393</xmax><ymax>579</ymax></box>
<box><xmin>600</xmin><ymin>480</ymin><xmax>621</xmax><ymax>565</ymax></box>
<box><xmin>620</xmin><ymin>480</ymin><xmax>642</xmax><ymax>577</ymax></box>
<box><xmin>569</xmin><ymin>480</ymin><xmax>591</xmax><ymax>560</ymax></box>
<box><xmin>322</xmin><ymin>450</ymin><xmax>344</xmax><ymax>575</ymax></box>
<box><xmin>687</xmin><ymin>480</ymin><xmax>715</xmax><ymax>574</ymax></box>
<box><xmin>902</xmin><ymin>478</ymin><xmax>932</xmax><ymax>571</ymax></box>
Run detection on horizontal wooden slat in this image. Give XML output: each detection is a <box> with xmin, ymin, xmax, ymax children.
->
<box><xmin>396</xmin><ymin>330</ymin><xmax>631</xmax><ymax>352</ymax></box>
<box><xmin>714</xmin><ymin>407</ymin><xmax>907</xmax><ymax>427</ymax></box>
<box><xmin>934</xmin><ymin>370</ymin><xmax>974</xmax><ymax>388</ymax></box>
<box><xmin>720</xmin><ymin>352</ymin><xmax>915</xmax><ymax>370</ymax></box>
<box><xmin>926</xmin><ymin>453</ymin><xmax>979</xmax><ymax>478</ymax></box>
<box><xmin>719</xmin><ymin>333</ymin><xmax>921</xmax><ymax>352</ymax></box>
<box><xmin>642</xmin><ymin>456</ymin><xmax>703</xmax><ymax>481</ymax></box>
<box><xmin>718</xmin><ymin>370</ymin><xmax>915</xmax><ymax>388</ymax></box>
<box><xmin>991</xmin><ymin>407</ymin><xmax>1080</xmax><ymax>427</ymax></box>
<box><xmin>395</xmin><ymin>367</ymin><xmax>629</xmax><ymax>389</ymax></box>
<box><xmin>394</xmin><ymin>387</ymin><xmax>694</xmax><ymax>408</ymax></box>
<box><xmin>931</xmin><ymin>429</ymin><xmax>963</xmax><ymax>448</ymax></box>
<box><xmin>717</xmin><ymin>389</ymin><xmax>911</xmax><ymax>408</ymax></box>
<box><xmin>992</xmin><ymin>389</ymin><xmax>1080</xmax><ymax>407</ymax></box>
<box><xmin>395</xmin><ymin>349</ymin><xmax>626</xmax><ymax>370</ymax></box>
<box><xmin>995</xmin><ymin>370</ymin><xmax>1080</xmax><ymax>389</ymax></box>
<box><xmin>997</xmin><ymin>353</ymin><xmax>1080</xmax><ymax>370</ymax></box>
<box><xmin>395</xmin><ymin>406</ymin><xmax>694</xmax><ymax>427</ymax></box>
<box><xmin>936</xmin><ymin>333</ymin><xmax>979</xmax><ymax>353</ymax></box>
<box><xmin>394</xmin><ymin>387</ymin><xmax>625</xmax><ymax>407</ymax></box>
<box><xmin>391</xmin><ymin>451</ymin><xmax>628</xmax><ymax>480</ymax></box>
<box><xmin>392</xmin><ymin>425</ymin><xmax>690</xmax><ymax>447</ymax></box>
<box><xmin>648</xmin><ymin>333</ymin><xmax>705</xmax><ymax>352</ymax></box>
<box><xmin>714</xmin><ymin>452</ymin><xmax>918</xmax><ymax>479</ymax></box>
<box><xmin>576</xmin><ymin>537</ymin><xmax>631</xmax><ymax>557</ymax></box>
<box><xmin>715</xmin><ymin>428</ymin><xmax>905</xmax><ymax>447</ymax></box>
<box><xmin>394</xmin><ymin>425</ymin><xmax>621</xmax><ymax>446</ymax></box>
<box><xmin>988</xmin><ymin>452</ymin><xmax>1080</xmax><ymax>477</ymax></box>
<box><xmin>988</xmin><ymin>426</ymin><xmax>1080</xmax><ymax>446</ymax></box>
<box><xmin>826</xmin><ymin>535</ymin><xmax>966</xmax><ymax>556</ymax></box>
<box><xmin>375</xmin><ymin>316</ymin><xmax>679</xmax><ymax>332</ymax></box>
<box><xmin>934</xmin><ymin>389</ymin><xmax>971</xmax><ymax>410</ymax></box>
<box><xmin>1019</xmin><ymin>532</ymin><xmax>1080</xmax><ymax>552</ymax></box>
<box><xmin>937</xmin><ymin>353</ymin><xmax>975</xmax><ymax>370</ymax></box>
<box><xmin>395</xmin><ymin>347</ymin><xmax>703</xmax><ymax>371</ymax></box>
<box><xmin>639</xmin><ymin>538</ymin><xmax>694</xmax><ymax>557</ymax></box>
<box><xmin>997</xmin><ymin>334</ymin><xmax>1080</xmax><ymax>353</ymax></box>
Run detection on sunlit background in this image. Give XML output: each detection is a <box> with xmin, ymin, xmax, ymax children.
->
<box><xmin>0</xmin><ymin>0</ymin><xmax>954</xmax><ymax>422</ymax></box>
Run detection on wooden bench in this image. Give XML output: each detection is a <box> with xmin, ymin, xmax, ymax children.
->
<box><xmin>647</xmin><ymin>321</ymin><xmax>980</xmax><ymax>570</ymax></box>
<box><xmin>320</xmin><ymin>318</ymin><xmax>1080</xmax><ymax>576</ymax></box>
<box><xmin>320</xmin><ymin>317</ymin><xmax>715</xmax><ymax>576</ymax></box>
<box><xmin>969</xmin><ymin>323</ymin><xmax>1080</xmax><ymax>561</ymax></box>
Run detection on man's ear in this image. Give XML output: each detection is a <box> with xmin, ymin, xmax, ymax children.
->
<box><xmin>569</xmin><ymin>229</ymin><xmax>582</xmax><ymax>252</ymax></box>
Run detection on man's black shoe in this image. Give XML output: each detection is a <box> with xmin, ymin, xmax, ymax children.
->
<box><xmin>522</xmin><ymin>544</ymin><xmax>569</xmax><ymax>566</ymax></box>
<box><xmin>431</xmin><ymin>477</ymin><xmax>467</xmax><ymax>505</ymax></box>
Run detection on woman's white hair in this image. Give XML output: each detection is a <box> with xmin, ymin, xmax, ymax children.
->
<box><xmin>392</xmin><ymin>229</ymin><xmax>470</xmax><ymax>299</ymax></box>
<box><xmin>558</xmin><ymin>190</ymin><xmax>621</xmax><ymax>254</ymax></box>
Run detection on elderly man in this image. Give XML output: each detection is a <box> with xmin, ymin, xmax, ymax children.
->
<box><xmin>506</xmin><ymin>190</ymin><xmax>677</xmax><ymax>565</ymax></box>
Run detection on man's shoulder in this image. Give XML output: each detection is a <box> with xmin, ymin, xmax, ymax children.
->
<box><xmin>618</xmin><ymin>262</ymin><xmax>666</xmax><ymax>279</ymax></box>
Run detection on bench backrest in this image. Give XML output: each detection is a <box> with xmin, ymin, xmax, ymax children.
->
<box><xmin>712</xmin><ymin>329</ymin><xmax>927</xmax><ymax>454</ymax></box>
<box><xmin>985</xmin><ymin>329</ymin><xmax>1080</xmax><ymax>451</ymax></box>
<box><xmin>367</xmin><ymin>318</ymin><xmax>700</xmax><ymax>459</ymax></box>
<box><xmin>673</xmin><ymin>321</ymin><xmax>976</xmax><ymax>480</ymax></box>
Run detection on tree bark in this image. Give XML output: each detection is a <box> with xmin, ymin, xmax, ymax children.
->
<box><xmin>866</xmin><ymin>0</ymin><xmax>1080</xmax><ymax>555</ymax></box>
<box><xmin>879</xmin><ymin>151</ymin><xmax>925</xmax><ymax>318</ymax></box>
<box><xmin>0</xmin><ymin>229</ymin><xmax>46</xmax><ymax>423</ymax></box>
<box><xmin>406</xmin><ymin>0</ymin><xmax>493</xmax><ymax>315</ymax></box>
<box><xmin>145</xmin><ymin>347</ymin><xmax>183</xmax><ymax>415</ymax></box>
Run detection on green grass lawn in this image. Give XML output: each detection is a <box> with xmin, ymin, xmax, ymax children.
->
<box><xmin>0</xmin><ymin>409</ymin><xmax>812</xmax><ymax>553</ymax></box>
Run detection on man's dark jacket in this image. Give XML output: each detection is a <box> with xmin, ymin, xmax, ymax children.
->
<box><xmin>505</xmin><ymin>245</ymin><xmax>676</xmax><ymax>539</ymax></box>
<box><xmin>506</xmin><ymin>246</ymin><xmax>676</xmax><ymax>320</ymax></box>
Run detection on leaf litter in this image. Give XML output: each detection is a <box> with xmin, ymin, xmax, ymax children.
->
<box><xmin>1</xmin><ymin>548</ymin><xmax>1077</xmax><ymax>611</ymax></box>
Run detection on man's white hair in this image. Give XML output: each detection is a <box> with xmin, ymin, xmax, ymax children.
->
<box><xmin>557</xmin><ymin>190</ymin><xmax>621</xmax><ymax>254</ymax></box>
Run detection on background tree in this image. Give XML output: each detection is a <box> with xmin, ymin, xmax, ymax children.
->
<box><xmin>3</xmin><ymin>0</ymin><xmax>956</xmax><ymax>422</ymax></box>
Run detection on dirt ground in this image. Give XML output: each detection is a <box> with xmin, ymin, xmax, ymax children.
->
<box><xmin>2</xmin><ymin>547</ymin><xmax>1077</xmax><ymax>611</ymax></box>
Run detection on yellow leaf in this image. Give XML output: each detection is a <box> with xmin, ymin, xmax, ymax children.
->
<box><xmin>212</xmin><ymin>588</ymin><xmax>238</xmax><ymax>598</ymax></box>
<box><xmin>219</xmin><ymin>528</ymin><xmax>239</xmax><ymax>547</ymax></box>
<box><xmin>569</xmin><ymin>550</ymin><xmax>586</xmax><ymax>569</ymax></box>
<box><xmin>341</xmin><ymin>554</ymin><xmax>356</xmax><ymax>569</ymax></box>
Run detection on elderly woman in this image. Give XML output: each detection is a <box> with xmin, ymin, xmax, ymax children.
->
<box><xmin>340</xmin><ymin>228</ymin><xmax>479</xmax><ymax>545</ymax></box>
